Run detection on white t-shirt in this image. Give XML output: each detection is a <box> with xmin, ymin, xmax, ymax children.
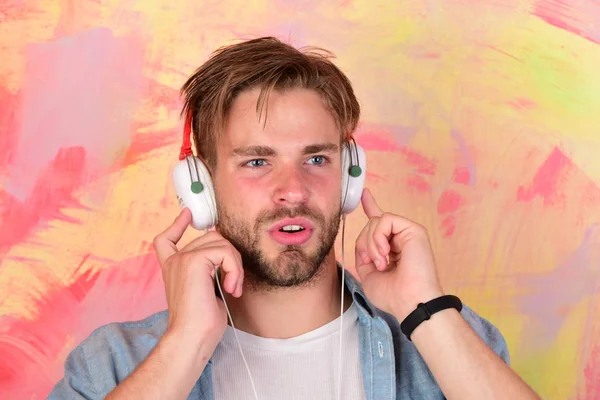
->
<box><xmin>211</xmin><ymin>302</ymin><xmax>366</xmax><ymax>399</ymax></box>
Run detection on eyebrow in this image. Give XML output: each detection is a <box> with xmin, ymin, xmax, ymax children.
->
<box><xmin>302</xmin><ymin>143</ymin><xmax>339</xmax><ymax>154</ymax></box>
<box><xmin>231</xmin><ymin>145</ymin><xmax>276</xmax><ymax>157</ymax></box>
<box><xmin>231</xmin><ymin>143</ymin><xmax>339</xmax><ymax>157</ymax></box>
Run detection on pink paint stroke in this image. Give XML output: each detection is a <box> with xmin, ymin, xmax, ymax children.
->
<box><xmin>452</xmin><ymin>166</ymin><xmax>471</xmax><ymax>185</ymax></box>
<box><xmin>517</xmin><ymin>147</ymin><xmax>571</xmax><ymax>206</ymax></box>
<box><xmin>357</xmin><ymin>132</ymin><xmax>437</xmax><ymax>175</ymax></box>
<box><xmin>0</xmin><ymin>86</ymin><xmax>20</xmax><ymax>168</ymax></box>
<box><xmin>355</xmin><ymin>122</ymin><xmax>418</xmax><ymax>150</ymax></box>
<box><xmin>406</xmin><ymin>175</ymin><xmax>431</xmax><ymax>192</ymax></box>
<box><xmin>450</xmin><ymin>129</ymin><xmax>477</xmax><ymax>186</ymax></box>
<box><xmin>0</xmin><ymin>250</ymin><xmax>167</xmax><ymax>399</ymax></box>
<box><xmin>0</xmin><ymin>28</ymin><xmax>181</xmax><ymax>259</ymax></box>
<box><xmin>356</xmin><ymin>131</ymin><xmax>400</xmax><ymax>152</ymax></box>
<box><xmin>440</xmin><ymin>215</ymin><xmax>456</xmax><ymax>238</ymax></box>
<box><xmin>532</xmin><ymin>0</ymin><xmax>600</xmax><ymax>44</ymax></box>
<box><xmin>4</xmin><ymin>27</ymin><xmax>144</xmax><ymax>201</ymax></box>
<box><xmin>437</xmin><ymin>190</ymin><xmax>463</xmax><ymax>214</ymax></box>
<box><xmin>507</xmin><ymin>97</ymin><xmax>538</xmax><ymax>110</ymax></box>
<box><xmin>437</xmin><ymin>190</ymin><xmax>463</xmax><ymax>238</ymax></box>
<box><xmin>0</xmin><ymin>146</ymin><xmax>90</xmax><ymax>258</ymax></box>
<box><xmin>366</xmin><ymin>171</ymin><xmax>387</xmax><ymax>183</ymax></box>
<box><xmin>356</xmin><ymin>131</ymin><xmax>438</xmax><ymax>192</ymax></box>
<box><xmin>580</xmin><ymin>345</ymin><xmax>600</xmax><ymax>400</ymax></box>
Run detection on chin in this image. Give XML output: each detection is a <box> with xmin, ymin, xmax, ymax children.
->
<box><xmin>255</xmin><ymin>244</ymin><xmax>323</xmax><ymax>287</ymax></box>
<box><xmin>265</xmin><ymin>243</ymin><xmax>308</xmax><ymax>265</ymax></box>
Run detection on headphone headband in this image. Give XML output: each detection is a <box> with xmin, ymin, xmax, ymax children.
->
<box><xmin>179</xmin><ymin>109</ymin><xmax>194</xmax><ymax>161</ymax></box>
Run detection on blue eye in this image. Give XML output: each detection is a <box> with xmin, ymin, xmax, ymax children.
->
<box><xmin>245</xmin><ymin>159</ymin><xmax>267</xmax><ymax>168</ymax></box>
<box><xmin>308</xmin><ymin>155</ymin><xmax>327</xmax><ymax>165</ymax></box>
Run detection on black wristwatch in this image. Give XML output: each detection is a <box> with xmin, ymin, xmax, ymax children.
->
<box><xmin>400</xmin><ymin>295</ymin><xmax>463</xmax><ymax>341</ymax></box>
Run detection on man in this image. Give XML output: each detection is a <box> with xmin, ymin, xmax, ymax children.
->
<box><xmin>49</xmin><ymin>37</ymin><xmax>540</xmax><ymax>399</ymax></box>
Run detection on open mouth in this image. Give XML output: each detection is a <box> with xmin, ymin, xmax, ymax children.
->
<box><xmin>279</xmin><ymin>225</ymin><xmax>306</xmax><ymax>233</ymax></box>
<box><xmin>270</xmin><ymin>219</ymin><xmax>313</xmax><ymax>245</ymax></box>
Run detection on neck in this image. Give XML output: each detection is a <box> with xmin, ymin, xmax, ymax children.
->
<box><xmin>220</xmin><ymin>252</ymin><xmax>352</xmax><ymax>339</ymax></box>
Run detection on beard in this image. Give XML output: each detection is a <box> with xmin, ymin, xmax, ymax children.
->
<box><xmin>216</xmin><ymin>202</ymin><xmax>341</xmax><ymax>290</ymax></box>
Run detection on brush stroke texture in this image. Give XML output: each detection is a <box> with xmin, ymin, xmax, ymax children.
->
<box><xmin>0</xmin><ymin>1</ymin><xmax>598</xmax><ymax>399</ymax></box>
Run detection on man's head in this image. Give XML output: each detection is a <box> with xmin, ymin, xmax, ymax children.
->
<box><xmin>180</xmin><ymin>37</ymin><xmax>360</xmax><ymax>290</ymax></box>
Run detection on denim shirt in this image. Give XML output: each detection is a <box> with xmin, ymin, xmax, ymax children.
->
<box><xmin>48</xmin><ymin>270</ymin><xmax>509</xmax><ymax>399</ymax></box>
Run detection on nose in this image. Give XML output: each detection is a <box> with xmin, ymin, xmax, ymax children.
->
<box><xmin>271</xmin><ymin>165</ymin><xmax>310</xmax><ymax>207</ymax></box>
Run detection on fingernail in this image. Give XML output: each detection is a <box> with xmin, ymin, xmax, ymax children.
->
<box><xmin>374</xmin><ymin>258</ymin><xmax>381</xmax><ymax>268</ymax></box>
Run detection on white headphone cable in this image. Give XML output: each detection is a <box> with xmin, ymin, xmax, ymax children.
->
<box><xmin>337</xmin><ymin>214</ymin><xmax>347</xmax><ymax>400</ymax></box>
<box><xmin>208</xmin><ymin>229</ymin><xmax>260</xmax><ymax>400</ymax></box>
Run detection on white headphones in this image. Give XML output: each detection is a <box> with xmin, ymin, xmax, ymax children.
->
<box><xmin>172</xmin><ymin>111</ymin><xmax>367</xmax><ymax>229</ymax></box>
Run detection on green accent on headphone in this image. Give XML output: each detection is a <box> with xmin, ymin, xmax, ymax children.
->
<box><xmin>191</xmin><ymin>181</ymin><xmax>204</xmax><ymax>194</ymax></box>
<box><xmin>349</xmin><ymin>165</ymin><xmax>362</xmax><ymax>177</ymax></box>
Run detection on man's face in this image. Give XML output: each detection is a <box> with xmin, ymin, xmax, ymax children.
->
<box><xmin>213</xmin><ymin>88</ymin><xmax>342</xmax><ymax>289</ymax></box>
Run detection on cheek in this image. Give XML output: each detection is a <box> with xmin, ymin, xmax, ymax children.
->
<box><xmin>232</xmin><ymin>177</ymin><xmax>266</xmax><ymax>208</ymax></box>
<box><xmin>311</xmin><ymin>173</ymin><xmax>341</xmax><ymax>204</ymax></box>
<box><xmin>215</xmin><ymin>175</ymin><xmax>251</xmax><ymax>214</ymax></box>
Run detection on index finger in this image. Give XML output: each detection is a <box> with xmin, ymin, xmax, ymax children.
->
<box><xmin>153</xmin><ymin>208</ymin><xmax>192</xmax><ymax>265</ymax></box>
<box><xmin>361</xmin><ymin>188</ymin><xmax>383</xmax><ymax>218</ymax></box>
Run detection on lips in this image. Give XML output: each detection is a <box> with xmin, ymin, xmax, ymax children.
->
<box><xmin>268</xmin><ymin>217</ymin><xmax>314</xmax><ymax>246</ymax></box>
<box><xmin>269</xmin><ymin>217</ymin><xmax>314</xmax><ymax>232</ymax></box>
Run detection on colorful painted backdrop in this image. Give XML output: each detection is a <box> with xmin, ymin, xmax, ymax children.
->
<box><xmin>1</xmin><ymin>1</ymin><xmax>599</xmax><ymax>399</ymax></box>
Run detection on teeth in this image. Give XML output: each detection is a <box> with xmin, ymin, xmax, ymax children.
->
<box><xmin>281</xmin><ymin>225</ymin><xmax>304</xmax><ymax>232</ymax></box>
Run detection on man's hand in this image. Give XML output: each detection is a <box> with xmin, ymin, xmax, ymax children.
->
<box><xmin>105</xmin><ymin>208</ymin><xmax>245</xmax><ymax>400</ymax></box>
<box><xmin>354</xmin><ymin>188</ymin><xmax>541</xmax><ymax>400</ymax></box>
<box><xmin>153</xmin><ymin>207</ymin><xmax>244</xmax><ymax>354</ymax></box>
<box><xmin>354</xmin><ymin>188</ymin><xmax>444</xmax><ymax>321</ymax></box>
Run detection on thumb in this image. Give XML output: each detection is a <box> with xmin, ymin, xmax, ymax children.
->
<box><xmin>153</xmin><ymin>208</ymin><xmax>192</xmax><ymax>265</ymax></box>
<box><xmin>361</xmin><ymin>188</ymin><xmax>383</xmax><ymax>218</ymax></box>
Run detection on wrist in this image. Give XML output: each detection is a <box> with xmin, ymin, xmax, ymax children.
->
<box><xmin>409</xmin><ymin>305</ymin><xmax>463</xmax><ymax>343</ymax></box>
<box><xmin>162</xmin><ymin>328</ymin><xmax>217</xmax><ymax>370</ymax></box>
<box><xmin>396</xmin><ymin>294</ymin><xmax>463</xmax><ymax>341</ymax></box>
<box><xmin>392</xmin><ymin>290</ymin><xmax>445</xmax><ymax>322</ymax></box>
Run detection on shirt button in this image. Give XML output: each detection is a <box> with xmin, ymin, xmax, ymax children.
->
<box><xmin>378</xmin><ymin>341</ymin><xmax>384</xmax><ymax>357</ymax></box>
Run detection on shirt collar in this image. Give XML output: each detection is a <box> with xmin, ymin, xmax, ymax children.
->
<box><xmin>339</xmin><ymin>264</ymin><xmax>378</xmax><ymax>320</ymax></box>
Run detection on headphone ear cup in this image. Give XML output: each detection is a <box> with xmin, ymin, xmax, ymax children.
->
<box><xmin>341</xmin><ymin>143</ymin><xmax>367</xmax><ymax>214</ymax></box>
<box><xmin>172</xmin><ymin>156</ymin><xmax>218</xmax><ymax>230</ymax></box>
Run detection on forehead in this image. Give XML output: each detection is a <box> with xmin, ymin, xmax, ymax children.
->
<box><xmin>220</xmin><ymin>87</ymin><xmax>340</xmax><ymax>151</ymax></box>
